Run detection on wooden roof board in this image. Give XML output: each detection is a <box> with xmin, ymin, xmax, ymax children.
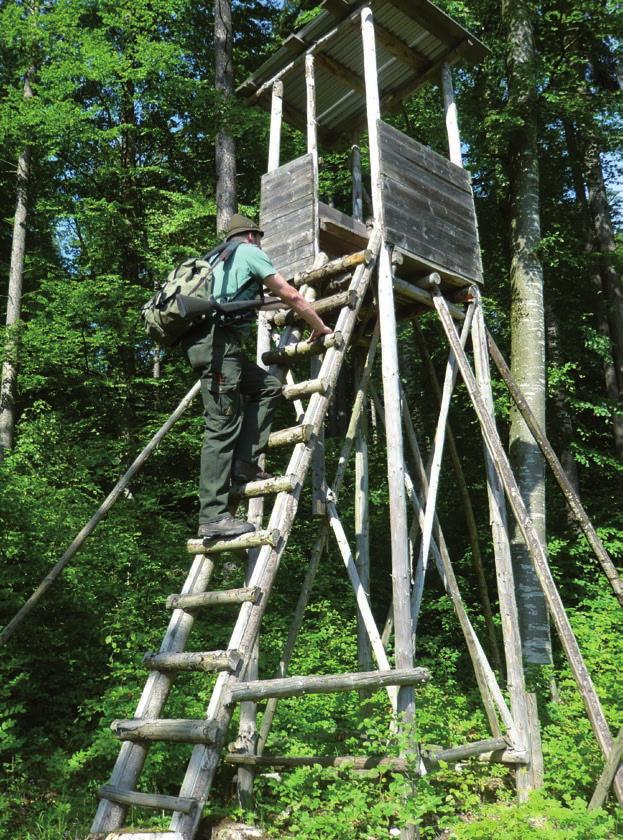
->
<box><xmin>238</xmin><ymin>0</ymin><xmax>488</xmax><ymax>138</ymax></box>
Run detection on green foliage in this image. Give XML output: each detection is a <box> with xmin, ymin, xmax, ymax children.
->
<box><xmin>447</xmin><ymin>791</ymin><xmax>618</xmax><ymax>839</ymax></box>
<box><xmin>1</xmin><ymin>0</ymin><xmax>622</xmax><ymax>837</ymax></box>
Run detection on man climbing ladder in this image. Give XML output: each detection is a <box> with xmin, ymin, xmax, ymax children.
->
<box><xmin>182</xmin><ymin>213</ymin><xmax>332</xmax><ymax>540</ymax></box>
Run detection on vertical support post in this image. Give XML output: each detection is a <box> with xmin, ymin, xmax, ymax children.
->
<box><xmin>267</xmin><ymin>81</ymin><xmax>283</xmax><ymax>173</ymax></box>
<box><xmin>351</xmin><ymin>133</ymin><xmax>364</xmax><ymax>222</ymax></box>
<box><xmin>411</xmin><ymin>305</ymin><xmax>474</xmax><ymax>630</ymax></box>
<box><xmin>305</xmin><ymin>54</ymin><xmax>319</xmax><ymax>258</ymax></box>
<box><xmin>306</xmin><ymin>53</ymin><xmax>326</xmax><ymax>515</ymax></box>
<box><xmin>441</xmin><ymin>63</ymin><xmax>462</xmax><ymax>167</ymax></box>
<box><xmin>355</xmin><ymin>356</ymin><xmax>372</xmax><ymax>693</ymax></box>
<box><xmin>412</xmin><ymin>321</ymin><xmax>502</xmax><ymax>671</ymax></box>
<box><xmin>361</xmin><ymin>8</ymin><xmax>382</xmax><ymax>214</ymax></box>
<box><xmin>306</xmin><ymin>56</ymin><xmax>317</xmax><ymax>158</ymax></box>
<box><xmin>362</xmin><ymin>11</ymin><xmax>416</xmax><ymax>837</ymax></box>
<box><xmin>470</xmin><ymin>290</ymin><xmax>533</xmax><ymax>800</ymax></box>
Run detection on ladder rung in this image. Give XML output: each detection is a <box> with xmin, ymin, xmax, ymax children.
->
<box><xmin>187</xmin><ymin>527</ymin><xmax>280</xmax><ymax>555</ymax></box>
<box><xmin>224</xmin><ymin>753</ymin><xmax>412</xmax><ymax>772</ymax></box>
<box><xmin>262</xmin><ymin>331</ymin><xmax>343</xmax><ymax>366</ymax></box>
<box><xmin>225</xmin><ymin>667</ymin><xmax>431</xmax><ymax>703</ymax></box>
<box><xmin>268</xmin><ymin>424</ymin><xmax>314</xmax><ymax>448</ymax></box>
<box><xmin>98</xmin><ymin>784</ymin><xmax>198</xmax><ymax>815</ymax></box>
<box><xmin>105</xmin><ymin>833</ymin><xmax>184</xmax><ymax>839</ymax></box>
<box><xmin>282</xmin><ymin>377</ymin><xmax>329</xmax><ymax>400</ymax></box>
<box><xmin>166</xmin><ymin>586</ymin><xmax>261</xmax><ymax>610</ymax></box>
<box><xmin>272</xmin><ymin>289</ymin><xmax>357</xmax><ymax>327</ymax></box>
<box><xmin>111</xmin><ymin>717</ymin><xmax>218</xmax><ymax>744</ymax></box>
<box><xmin>231</xmin><ymin>473</ymin><xmax>297</xmax><ymax>498</ymax></box>
<box><xmin>291</xmin><ymin>249</ymin><xmax>370</xmax><ymax>287</ymax></box>
<box><xmin>143</xmin><ymin>649</ymin><xmax>241</xmax><ymax>673</ymax></box>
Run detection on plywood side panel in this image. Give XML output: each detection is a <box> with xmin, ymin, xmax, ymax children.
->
<box><xmin>379</xmin><ymin>122</ymin><xmax>472</xmax><ymax>191</ymax></box>
<box><xmin>378</xmin><ymin>121</ymin><xmax>483</xmax><ymax>285</ymax></box>
<box><xmin>261</xmin><ymin>154</ymin><xmax>316</xmax><ymax>278</ymax></box>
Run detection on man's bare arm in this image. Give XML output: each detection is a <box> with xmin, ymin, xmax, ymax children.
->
<box><xmin>264</xmin><ymin>273</ymin><xmax>333</xmax><ymax>341</ymax></box>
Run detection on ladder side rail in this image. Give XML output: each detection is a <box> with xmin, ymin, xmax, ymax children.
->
<box><xmin>90</xmin><ymin>553</ymin><xmax>216</xmax><ymax>833</ymax></box>
<box><xmin>171</xmin><ymin>238</ymin><xmax>382</xmax><ymax>836</ymax></box>
<box><xmin>236</xmin><ymin>308</ymin><xmax>273</xmax><ymax>810</ymax></box>
<box><xmin>354</xmin><ymin>358</ymin><xmax>372</xmax><ymax>685</ymax></box>
<box><xmin>435</xmin><ymin>288</ymin><xmax>623</xmax><ymax>806</ymax></box>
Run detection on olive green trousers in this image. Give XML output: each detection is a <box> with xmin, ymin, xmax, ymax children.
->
<box><xmin>184</xmin><ymin>321</ymin><xmax>282</xmax><ymax>524</ymax></box>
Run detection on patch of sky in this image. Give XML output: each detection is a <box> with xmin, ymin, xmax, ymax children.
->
<box><xmin>55</xmin><ymin>216</ymin><xmax>81</xmax><ymax>275</ymax></box>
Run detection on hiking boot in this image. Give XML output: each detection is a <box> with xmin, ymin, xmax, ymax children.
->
<box><xmin>197</xmin><ymin>514</ymin><xmax>256</xmax><ymax>540</ymax></box>
<box><xmin>232</xmin><ymin>460</ymin><xmax>273</xmax><ymax>484</ymax></box>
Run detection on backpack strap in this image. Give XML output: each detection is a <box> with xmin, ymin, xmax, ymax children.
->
<box><xmin>201</xmin><ymin>239</ymin><xmax>244</xmax><ymax>265</ymax></box>
<box><xmin>230</xmin><ymin>274</ymin><xmax>265</xmax><ymax>305</ymax></box>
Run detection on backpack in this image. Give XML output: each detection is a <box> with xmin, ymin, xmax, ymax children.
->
<box><xmin>141</xmin><ymin>241</ymin><xmax>262</xmax><ymax>347</ymax></box>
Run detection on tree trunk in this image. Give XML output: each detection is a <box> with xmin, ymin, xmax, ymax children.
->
<box><xmin>565</xmin><ymin>120</ymin><xmax>623</xmax><ymax>458</ymax></box>
<box><xmin>584</xmin><ymin>139</ymin><xmax>623</xmax><ymax>457</ymax></box>
<box><xmin>215</xmin><ymin>0</ymin><xmax>236</xmax><ymax>234</ymax></box>
<box><xmin>501</xmin><ymin>0</ymin><xmax>552</xmax><ymax>669</ymax></box>
<box><xmin>0</xmin><ymin>69</ymin><xmax>34</xmax><ymax>457</ymax></box>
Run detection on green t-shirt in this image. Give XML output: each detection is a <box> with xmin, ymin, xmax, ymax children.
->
<box><xmin>211</xmin><ymin>242</ymin><xmax>277</xmax><ymax>303</ymax></box>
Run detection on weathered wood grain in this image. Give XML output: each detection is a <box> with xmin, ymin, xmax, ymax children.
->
<box><xmin>379</xmin><ymin>121</ymin><xmax>471</xmax><ymax>191</ymax></box>
<box><xmin>143</xmin><ymin>650</ymin><xmax>241</xmax><ymax>673</ymax></box>
<box><xmin>268</xmin><ymin>423</ymin><xmax>314</xmax><ymax>448</ymax></box>
<box><xmin>226</xmin><ymin>666</ymin><xmax>430</xmax><ymax>703</ymax></box>
<box><xmin>264</xmin><ymin>227</ymin><xmax>316</xmax><ymax>258</ymax></box>
<box><xmin>261</xmin><ymin>192</ymin><xmax>316</xmax><ymax>225</ymax></box>
<box><xmin>261</xmin><ymin>153</ymin><xmax>314</xmax><ymax>191</ymax></box>
<box><xmin>97</xmin><ymin>785</ymin><xmax>197</xmax><ymax>815</ymax></box>
<box><xmin>383</xmin><ymin>185</ymin><xmax>479</xmax><ymax>236</ymax></box>
<box><xmin>384</xmin><ymin>191</ymin><xmax>479</xmax><ymax>256</ymax></box>
<box><xmin>387</xmin><ymin>226</ymin><xmax>481</xmax><ymax>283</ymax></box>
<box><xmin>186</xmin><ymin>528</ymin><xmax>281</xmax><ymax>555</ymax></box>
<box><xmin>166</xmin><ymin>588</ymin><xmax>261</xmax><ymax>610</ymax></box>
<box><xmin>111</xmin><ymin>718</ymin><xmax>218</xmax><ymax>744</ymax></box>
<box><xmin>381</xmin><ymin>162</ymin><xmax>474</xmax><ymax>214</ymax></box>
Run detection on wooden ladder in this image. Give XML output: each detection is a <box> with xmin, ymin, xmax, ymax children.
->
<box><xmin>88</xmin><ymin>229</ymin><xmax>427</xmax><ymax>840</ymax></box>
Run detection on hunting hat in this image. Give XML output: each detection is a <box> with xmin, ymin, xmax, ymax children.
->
<box><xmin>225</xmin><ymin>213</ymin><xmax>264</xmax><ymax>240</ymax></box>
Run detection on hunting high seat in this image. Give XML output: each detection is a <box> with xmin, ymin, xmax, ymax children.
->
<box><xmin>86</xmin><ymin>2</ymin><xmax>623</xmax><ymax>837</ymax></box>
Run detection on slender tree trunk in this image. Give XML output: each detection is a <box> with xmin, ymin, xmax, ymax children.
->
<box><xmin>584</xmin><ymin>140</ymin><xmax>623</xmax><ymax>455</ymax></box>
<box><xmin>501</xmin><ymin>0</ymin><xmax>552</xmax><ymax>669</ymax></box>
<box><xmin>0</xmin><ymin>70</ymin><xmax>34</xmax><ymax>457</ymax></box>
<box><xmin>215</xmin><ymin>0</ymin><xmax>236</xmax><ymax>233</ymax></box>
<box><xmin>565</xmin><ymin>121</ymin><xmax>623</xmax><ymax>457</ymax></box>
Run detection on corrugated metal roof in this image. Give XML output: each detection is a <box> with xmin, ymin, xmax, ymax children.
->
<box><xmin>238</xmin><ymin>0</ymin><xmax>488</xmax><ymax>144</ymax></box>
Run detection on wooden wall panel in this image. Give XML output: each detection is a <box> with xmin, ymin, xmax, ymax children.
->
<box><xmin>378</xmin><ymin>121</ymin><xmax>483</xmax><ymax>285</ymax></box>
<box><xmin>261</xmin><ymin>154</ymin><xmax>317</xmax><ymax>279</ymax></box>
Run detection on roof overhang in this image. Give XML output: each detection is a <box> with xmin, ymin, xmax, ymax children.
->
<box><xmin>237</xmin><ymin>0</ymin><xmax>488</xmax><ymax>146</ymax></box>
